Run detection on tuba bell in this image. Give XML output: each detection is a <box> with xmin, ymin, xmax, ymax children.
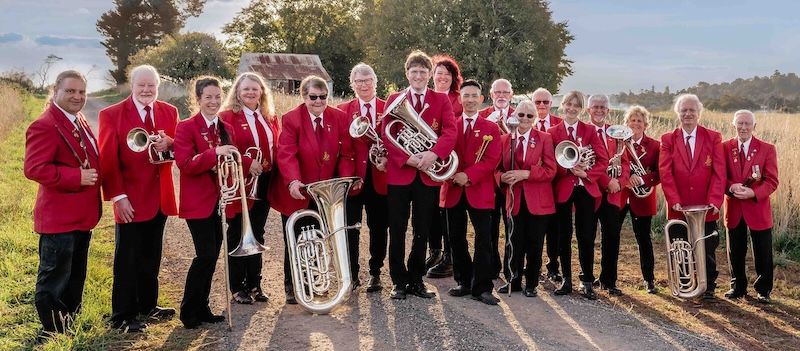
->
<box><xmin>664</xmin><ymin>205</ymin><xmax>718</xmax><ymax>299</ymax></box>
<box><xmin>555</xmin><ymin>140</ymin><xmax>595</xmax><ymax>170</ymax></box>
<box><xmin>285</xmin><ymin>176</ymin><xmax>361</xmax><ymax>314</ymax></box>
<box><xmin>349</xmin><ymin>115</ymin><xmax>386</xmax><ymax>166</ymax></box>
<box><xmin>383</xmin><ymin>93</ymin><xmax>459</xmax><ymax>182</ymax></box>
<box><xmin>126</xmin><ymin>127</ymin><xmax>174</xmax><ymax>164</ymax></box>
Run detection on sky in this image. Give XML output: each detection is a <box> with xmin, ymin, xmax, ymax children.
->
<box><xmin>0</xmin><ymin>0</ymin><xmax>798</xmax><ymax>95</ymax></box>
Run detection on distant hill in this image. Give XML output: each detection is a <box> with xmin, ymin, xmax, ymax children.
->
<box><xmin>614</xmin><ymin>71</ymin><xmax>800</xmax><ymax>112</ymax></box>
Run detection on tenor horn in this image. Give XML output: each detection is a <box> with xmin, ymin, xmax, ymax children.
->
<box><xmin>126</xmin><ymin>127</ymin><xmax>174</xmax><ymax>164</ymax></box>
<box><xmin>349</xmin><ymin>115</ymin><xmax>386</xmax><ymax>166</ymax></box>
<box><xmin>285</xmin><ymin>177</ymin><xmax>361</xmax><ymax>314</ymax></box>
<box><xmin>664</xmin><ymin>205</ymin><xmax>718</xmax><ymax>299</ymax></box>
<box><xmin>555</xmin><ymin>140</ymin><xmax>595</xmax><ymax>170</ymax></box>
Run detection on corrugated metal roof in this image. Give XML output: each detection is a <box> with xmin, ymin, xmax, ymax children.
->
<box><xmin>237</xmin><ymin>53</ymin><xmax>332</xmax><ymax>82</ymax></box>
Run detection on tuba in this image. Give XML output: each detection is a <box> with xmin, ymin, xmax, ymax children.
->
<box><xmin>285</xmin><ymin>177</ymin><xmax>361</xmax><ymax>314</ymax></box>
<box><xmin>664</xmin><ymin>205</ymin><xmax>718</xmax><ymax>299</ymax></box>
<box><xmin>554</xmin><ymin>140</ymin><xmax>595</xmax><ymax>170</ymax></box>
<box><xmin>349</xmin><ymin>115</ymin><xmax>386</xmax><ymax>166</ymax></box>
<box><xmin>126</xmin><ymin>127</ymin><xmax>174</xmax><ymax>164</ymax></box>
<box><xmin>605</xmin><ymin>125</ymin><xmax>632</xmax><ymax>178</ymax></box>
<box><xmin>383</xmin><ymin>94</ymin><xmax>459</xmax><ymax>182</ymax></box>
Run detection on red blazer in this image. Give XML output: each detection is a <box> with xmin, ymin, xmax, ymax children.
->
<box><xmin>722</xmin><ymin>137</ymin><xmax>778</xmax><ymax>230</ymax></box>
<box><xmin>24</xmin><ymin>104</ymin><xmax>101</xmax><ymax>234</ymax></box>
<box><xmin>478</xmin><ymin>105</ymin><xmax>515</xmax><ymax>134</ymax></box>
<box><xmin>439</xmin><ymin>116</ymin><xmax>501</xmax><ymax>209</ymax></box>
<box><xmin>268</xmin><ymin>104</ymin><xmax>355</xmax><ymax>216</ymax></box>
<box><xmin>547</xmin><ymin>121</ymin><xmax>609</xmax><ymax>207</ymax></box>
<box><xmin>336</xmin><ymin>98</ymin><xmax>388</xmax><ymax>195</ymax></box>
<box><xmin>446</xmin><ymin>90</ymin><xmax>463</xmax><ymax>117</ymax></box>
<box><xmin>659</xmin><ymin>125</ymin><xmax>725</xmax><ymax>221</ymax></box>
<box><xmin>381</xmin><ymin>89</ymin><xmax>457</xmax><ymax>186</ymax></box>
<box><xmin>98</xmin><ymin>96</ymin><xmax>178</xmax><ymax>223</ymax></box>
<box><xmin>620</xmin><ymin>134</ymin><xmax>660</xmax><ymax>216</ymax></box>
<box><xmin>596</xmin><ymin>124</ymin><xmax>630</xmax><ymax>208</ymax></box>
<box><xmin>174</xmin><ymin>113</ymin><xmax>237</xmax><ymax>219</ymax></box>
<box><xmin>219</xmin><ymin>109</ymin><xmax>280</xmax><ymax>218</ymax></box>
<box><xmin>496</xmin><ymin>129</ymin><xmax>557</xmax><ymax>216</ymax></box>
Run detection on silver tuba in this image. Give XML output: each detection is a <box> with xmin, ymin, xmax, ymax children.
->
<box><xmin>126</xmin><ymin>127</ymin><xmax>174</xmax><ymax>164</ymax></box>
<box><xmin>605</xmin><ymin>125</ymin><xmax>632</xmax><ymax>178</ymax></box>
<box><xmin>285</xmin><ymin>177</ymin><xmax>361</xmax><ymax>314</ymax></box>
<box><xmin>383</xmin><ymin>94</ymin><xmax>459</xmax><ymax>182</ymax></box>
<box><xmin>349</xmin><ymin>115</ymin><xmax>386</xmax><ymax>166</ymax></box>
<box><xmin>664</xmin><ymin>205</ymin><xmax>718</xmax><ymax>299</ymax></box>
<box><xmin>555</xmin><ymin>140</ymin><xmax>595</xmax><ymax>170</ymax></box>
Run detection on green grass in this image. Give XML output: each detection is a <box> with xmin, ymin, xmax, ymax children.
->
<box><xmin>88</xmin><ymin>88</ymin><xmax>125</xmax><ymax>105</ymax></box>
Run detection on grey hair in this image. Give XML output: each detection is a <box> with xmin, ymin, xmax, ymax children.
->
<box><xmin>673</xmin><ymin>93</ymin><xmax>703</xmax><ymax>115</ymax></box>
<box><xmin>531</xmin><ymin>87</ymin><xmax>553</xmax><ymax>101</ymax></box>
<box><xmin>588</xmin><ymin>94</ymin><xmax>609</xmax><ymax>106</ymax></box>
<box><xmin>129</xmin><ymin>64</ymin><xmax>161</xmax><ymax>86</ymax></box>
<box><xmin>349</xmin><ymin>62</ymin><xmax>377</xmax><ymax>85</ymax></box>
<box><xmin>490</xmin><ymin>78</ymin><xmax>512</xmax><ymax>93</ymax></box>
<box><xmin>733</xmin><ymin>109</ymin><xmax>756</xmax><ymax>124</ymax></box>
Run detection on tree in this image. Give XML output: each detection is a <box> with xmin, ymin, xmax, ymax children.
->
<box><xmin>129</xmin><ymin>32</ymin><xmax>233</xmax><ymax>82</ymax></box>
<box><xmin>35</xmin><ymin>54</ymin><xmax>62</xmax><ymax>90</ymax></box>
<box><xmin>97</xmin><ymin>0</ymin><xmax>205</xmax><ymax>85</ymax></box>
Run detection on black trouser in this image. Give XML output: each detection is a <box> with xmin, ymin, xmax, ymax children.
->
<box><xmin>387</xmin><ymin>173</ymin><xmax>439</xmax><ymax>287</ymax></box>
<box><xmin>503</xmin><ymin>196</ymin><xmax>548</xmax><ymax>289</ymax></box>
<box><xmin>667</xmin><ymin>220</ymin><xmax>720</xmax><ymax>292</ymax></box>
<box><xmin>111</xmin><ymin>211</ymin><xmax>167</xmax><ymax>323</ymax></box>
<box><xmin>597</xmin><ymin>194</ymin><xmax>622</xmax><ymax>287</ymax></box>
<box><xmin>446</xmin><ymin>193</ymin><xmax>494</xmax><ymax>295</ymax></box>
<box><xmin>181</xmin><ymin>212</ymin><xmax>223</xmax><ymax>321</ymax></box>
<box><xmin>544</xmin><ymin>213</ymin><xmax>560</xmax><ymax>276</ymax></box>
<box><xmin>728</xmin><ymin>218</ymin><xmax>773</xmax><ymax>295</ymax></box>
<box><xmin>281</xmin><ymin>202</ymin><xmax>320</xmax><ymax>291</ymax></box>
<box><xmin>618</xmin><ymin>204</ymin><xmax>655</xmax><ymax>282</ymax></box>
<box><xmin>347</xmin><ymin>166</ymin><xmax>389</xmax><ymax>278</ymax></box>
<box><xmin>490</xmin><ymin>188</ymin><xmax>506</xmax><ymax>277</ymax></box>
<box><xmin>35</xmin><ymin>231</ymin><xmax>91</xmax><ymax>333</ymax></box>
<box><xmin>428</xmin><ymin>207</ymin><xmax>450</xmax><ymax>256</ymax></box>
<box><xmin>226</xmin><ymin>197</ymin><xmax>269</xmax><ymax>293</ymax></box>
<box><xmin>556</xmin><ymin>186</ymin><xmax>598</xmax><ymax>283</ymax></box>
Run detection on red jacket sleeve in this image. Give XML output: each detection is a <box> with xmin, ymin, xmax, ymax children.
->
<box><xmin>430</xmin><ymin>97</ymin><xmax>457</xmax><ymax>160</ymax></box>
<box><xmin>174</xmin><ymin>121</ymin><xmax>217</xmax><ymax>175</ymax></box>
<box><xmin>707</xmin><ymin>132</ymin><xmax>726</xmax><ymax>209</ymax></box>
<box><xmin>277</xmin><ymin>114</ymin><xmax>302</xmax><ymax>183</ymax></box>
<box><xmin>336</xmin><ymin>113</ymin><xmax>356</xmax><ymax>177</ymax></box>
<box><xmin>24</xmin><ymin>119</ymin><xmax>82</xmax><ymax>192</ymax></box>
<box><xmin>659</xmin><ymin>133</ymin><xmax>680</xmax><ymax>206</ymax></box>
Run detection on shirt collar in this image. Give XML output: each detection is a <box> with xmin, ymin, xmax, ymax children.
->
<box><xmin>682</xmin><ymin>127</ymin><xmax>697</xmax><ymax>139</ymax></box>
<box><xmin>54</xmin><ymin>103</ymin><xmax>78</xmax><ymax>124</ymax></box>
<box><xmin>738</xmin><ymin>137</ymin><xmax>752</xmax><ymax>150</ymax></box>
<box><xmin>309</xmin><ymin>110</ymin><xmax>324</xmax><ymax>122</ymax></box>
<box><xmin>516</xmin><ymin>128</ymin><xmax>532</xmax><ymax>141</ymax></box>
<box><xmin>359</xmin><ymin>97</ymin><xmax>376</xmax><ymax>108</ymax></box>
<box><xmin>593</xmin><ymin>123</ymin><xmax>606</xmax><ymax>132</ymax></box>
<box><xmin>132</xmin><ymin>98</ymin><xmax>153</xmax><ymax>115</ymax></box>
<box><xmin>537</xmin><ymin>113</ymin><xmax>550</xmax><ymax>122</ymax></box>
<box><xmin>201</xmin><ymin>114</ymin><xmax>218</xmax><ymax>128</ymax></box>
<box><xmin>243</xmin><ymin>105</ymin><xmax>258</xmax><ymax>119</ymax></box>
<box><xmin>409</xmin><ymin>86</ymin><xmax>427</xmax><ymax>96</ymax></box>
<box><xmin>633</xmin><ymin>136</ymin><xmax>644</xmax><ymax>145</ymax></box>
<box><xmin>564</xmin><ymin>119</ymin><xmax>579</xmax><ymax>130</ymax></box>
<box><xmin>462</xmin><ymin>112</ymin><xmax>479</xmax><ymax>121</ymax></box>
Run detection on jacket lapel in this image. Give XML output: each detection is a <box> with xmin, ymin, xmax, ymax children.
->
<box><xmin>675</xmin><ymin>130</ymin><xmax>691</xmax><ymax>170</ymax></box>
<box><xmin>741</xmin><ymin>137</ymin><xmax>759</xmax><ymax>178</ymax></box>
<box><xmin>300</xmin><ymin>105</ymin><xmax>321</xmax><ymax>164</ymax></box>
<box><xmin>690</xmin><ymin>127</ymin><xmax>705</xmax><ymax>170</ymax></box>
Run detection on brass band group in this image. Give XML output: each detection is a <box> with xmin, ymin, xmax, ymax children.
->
<box><xmin>24</xmin><ymin>49</ymin><xmax>779</xmax><ymax>336</ymax></box>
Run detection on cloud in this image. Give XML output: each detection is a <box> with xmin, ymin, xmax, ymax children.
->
<box><xmin>0</xmin><ymin>32</ymin><xmax>23</xmax><ymax>43</ymax></box>
<box><xmin>34</xmin><ymin>35</ymin><xmax>102</xmax><ymax>49</ymax></box>
<box><xmin>74</xmin><ymin>8</ymin><xmax>90</xmax><ymax>15</ymax></box>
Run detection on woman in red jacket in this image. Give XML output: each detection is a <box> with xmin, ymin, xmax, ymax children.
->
<box><xmin>173</xmin><ymin>76</ymin><xmax>237</xmax><ymax>328</ymax></box>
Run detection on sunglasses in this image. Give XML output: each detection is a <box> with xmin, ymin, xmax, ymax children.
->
<box><xmin>308</xmin><ymin>94</ymin><xmax>328</xmax><ymax>101</ymax></box>
<box><xmin>517</xmin><ymin>113</ymin><xmax>536</xmax><ymax>119</ymax></box>
<box><xmin>534</xmin><ymin>100</ymin><xmax>550</xmax><ymax>105</ymax></box>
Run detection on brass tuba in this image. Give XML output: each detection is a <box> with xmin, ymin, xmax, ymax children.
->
<box><xmin>126</xmin><ymin>127</ymin><xmax>174</xmax><ymax>164</ymax></box>
<box><xmin>664</xmin><ymin>205</ymin><xmax>718</xmax><ymax>299</ymax></box>
<box><xmin>555</xmin><ymin>140</ymin><xmax>595</xmax><ymax>170</ymax></box>
<box><xmin>285</xmin><ymin>177</ymin><xmax>361</xmax><ymax>314</ymax></box>
<box><xmin>349</xmin><ymin>115</ymin><xmax>386</xmax><ymax>166</ymax></box>
<box><xmin>383</xmin><ymin>94</ymin><xmax>459</xmax><ymax>182</ymax></box>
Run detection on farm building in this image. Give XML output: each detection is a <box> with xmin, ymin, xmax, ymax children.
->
<box><xmin>236</xmin><ymin>53</ymin><xmax>333</xmax><ymax>94</ymax></box>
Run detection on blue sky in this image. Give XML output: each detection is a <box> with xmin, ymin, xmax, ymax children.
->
<box><xmin>1</xmin><ymin>0</ymin><xmax>797</xmax><ymax>95</ymax></box>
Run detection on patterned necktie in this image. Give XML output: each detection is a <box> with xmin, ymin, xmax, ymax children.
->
<box><xmin>464</xmin><ymin>118</ymin><xmax>473</xmax><ymax>142</ymax></box>
<box><xmin>739</xmin><ymin>143</ymin><xmax>746</xmax><ymax>171</ymax></box>
<box><xmin>538</xmin><ymin>119</ymin><xmax>546</xmax><ymax>132</ymax></box>
<box><xmin>364</xmin><ymin>102</ymin><xmax>373</xmax><ymax>126</ymax></box>
<box><xmin>685</xmin><ymin>135</ymin><xmax>693</xmax><ymax>164</ymax></box>
<box><xmin>144</xmin><ymin>105</ymin><xmax>155</xmax><ymax>133</ymax></box>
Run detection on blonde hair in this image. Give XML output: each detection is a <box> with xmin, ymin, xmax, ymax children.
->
<box><xmin>624</xmin><ymin>105</ymin><xmax>651</xmax><ymax>124</ymax></box>
<box><xmin>559</xmin><ymin>90</ymin><xmax>585</xmax><ymax>111</ymax></box>
<box><xmin>223</xmin><ymin>72</ymin><xmax>276</xmax><ymax>121</ymax></box>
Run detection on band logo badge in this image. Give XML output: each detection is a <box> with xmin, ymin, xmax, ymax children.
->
<box><xmin>705</xmin><ymin>155</ymin><xmax>712</xmax><ymax>166</ymax></box>
<box><xmin>322</xmin><ymin>151</ymin><xmax>330</xmax><ymax>161</ymax></box>
<box><xmin>431</xmin><ymin>119</ymin><xmax>440</xmax><ymax>131</ymax></box>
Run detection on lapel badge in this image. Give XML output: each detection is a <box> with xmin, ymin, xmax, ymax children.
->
<box><xmin>241</xmin><ymin>123</ymin><xmax>248</xmax><ymax>130</ymax></box>
<box><xmin>322</xmin><ymin>151</ymin><xmax>330</xmax><ymax>161</ymax></box>
<box><xmin>72</xmin><ymin>128</ymin><xmax>80</xmax><ymax>139</ymax></box>
<box><xmin>705</xmin><ymin>155</ymin><xmax>712</xmax><ymax>166</ymax></box>
<box><xmin>431</xmin><ymin>119</ymin><xmax>440</xmax><ymax>131</ymax></box>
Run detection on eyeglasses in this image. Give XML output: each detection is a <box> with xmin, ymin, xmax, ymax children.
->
<box><xmin>493</xmin><ymin>91</ymin><xmax>512</xmax><ymax>96</ymax></box>
<box><xmin>308</xmin><ymin>94</ymin><xmax>328</xmax><ymax>101</ymax></box>
<box><xmin>353</xmin><ymin>78</ymin><xmax>373</xmax><ymax>86</ymax></box>
<box><xmin>517</xmin><ymin>113</ymin><xmax>536</xmax><ymax>119</ymax></box>
<box><xmin>534</xmin><ymin>100</ymin><xmax>551</xmax><ymax>105</ymax></box>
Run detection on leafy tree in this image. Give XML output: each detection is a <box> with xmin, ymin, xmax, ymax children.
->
<box><xmin>129</xmin><ymin>32</ymin><xmax>233</xmax><ymax>82</ymax></box>
<box><xmin>97</xmin><ymin>0</ymin><xmax>205</xmax><ymax>85</ymax></box>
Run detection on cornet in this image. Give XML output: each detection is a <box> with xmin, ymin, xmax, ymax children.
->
<box><xmin>126</xmin><ymin>127</ymin><xmax>173</xmax><ymax>164</ymax></box>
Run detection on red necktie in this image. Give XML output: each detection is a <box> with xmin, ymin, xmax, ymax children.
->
<box><xmin>685</xmin><ymin>135</ymin><xmax>693</xmax><ymax>164</ymax></box>
<box><xmin>568</xmin><ymin>126</ymin><xmax>576</xmax><ymax>142</ymax></box>
<box><xmin>538</xmin><ymin>120</ymin><xmax>546</xmax><ymax>132</ymax></box>
<box><xmin>253</xmin><ymin>112</ymin><xmax>272</xmax><ymax>168</ymax></box>
<box><xmin>414</xmin><ymin>93</ymin><xmax>423</xmax><ymax>113</ymax></box>
<box><xmin>515</xmin><ymin>135</ymin><xmax>526</xmax><ymax>166</ymax></box>
<box><xmin>364</xmin><ymin>102</ymin><xmax>373</xmax><ymax>125</ymax></box>
<box><xmin>144</xmin><ymin>105</ymin><xmax>155</xmax><ymax>133</ymax></box>
<box><xmin>739</xmin><ymin>143</ymin><xmax>746</xmax><ymax>171</ymax></box>
<box><xmin>315</xmin><ymin>117</ymin><xmax>324</xmax><ymax>145</ymax></box>
<box><xmin>209</xmin><ymin>123</ymin><xmax>218</xmax><ymax>145</ymax></box>
<box><xmin>464</xmin><ymin>118</ymin><xmax>473</xmax><ymax>143</ymax></box>
<box><xmin>598</xmin><ymin>129</ymin><xmax>606</xmax><ymax>149</ymax></box>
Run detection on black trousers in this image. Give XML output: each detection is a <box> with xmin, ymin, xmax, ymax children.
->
<box><xmin>445</xmin><ymin>193</ymin><xmax>494</xmax><ymax>295</ymax></box>
<box><xmin>347</xmin><ymin>166</ymin><xmax>389</xmax><ymax>278</ymax></box>
<box><xmin>387</xmin><ymin>173</ymin><xmax>439</xmax><ymax>286</ymax></box>
<box><xmin>226</xmin><ymin>200</ymin><xmax>269</xmax><ymax>293</ymax></box>
<box><xmin>35</xmin><ymin>231</ymin><xmax>91</xmax><ymax>333</ymax></box>
<box><xmin>667</xmin><ymin>220</ymin><xmax>720</xmax><ymax>292</ymax></box>
<box><xmin>281</xmin><ymin>202</ymin><xmax>320</xmax><ymax>290</ymax></box>
<box><xmin>556</xmin><ymin>186</ymin><xmax>598</xmax><ymax>283</ymax></box>
<box><xmin>618</xmin><ymin>204</ymin><xmax>655</xmax><ymax>282</ymax></box>
<box><xmin>597</xmin><ymin>194</ymin><xmax>622</xmax><ymax>287</ymax></box>
<box><xmin>181</xmin><ymin>212</ymin><xmax>223</xmax><ymax>321</ymax></box>
<box><xmin>490</xmin><ymin>188</ymin><xmax>506</xmax><ymax>277</ymax></box>
<box><xmin>728</xmin><ymin>218</ymin><xmax>773</xmax><ymax>295</ymax></box>
<box><xmin>544</xmin><ymin>213</ymin><xmax>560</xmax><ymax>275</ymax></box>
<box><xmin>503</xmin><ymin>195</ymin><xmax>549</xmax><ymax>289</ymax></box>
<box><xmin>428</xmin><ymin>207</ymin><xmax>450</xmax><ymax>256</ymax></box>
<box><xmin>111</xmin><ymin>211</ymin><xmax>167</xmax><ymax>323</ymax></box>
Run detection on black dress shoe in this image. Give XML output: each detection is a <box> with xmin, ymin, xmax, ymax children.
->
<box><xmin>448</xmin><ymin>285</ymin><xmax>472</xmax><ymax>297</ymax></box>
<box><xmin>497</xmin><ymin>283</ymin><xmax>522</xmax><ymax>294</ymax></box>
<box><xmin>181</xmin><ymin>317</ymin><xmax>201</xmax><ymax>329</ymax></box>
<box><xmin>756</xmin><ymin>293</ymin><xmax>771</xmax><ymax>304</ymax></box>
<box><xmin>427</xmin><ymin>253</ymin><xmax>453</xmax><ymax>278</ymax></box>
<box><xmin>554</xmin><ymin>281</ymin><xmax>573</xmax><ymax>295</ymax></box>
<box><xmin>406</xmin><ymin>283</ymin><xmax>436</xmax><ymax>298</ymax></box>
<box><xmin>547</xmin><ymin>272</ymin><xmax>563</xmax><ymax>283</ymax></box>
<box><xmin>250</xmin><ymin>287</ymin><xmax>269</xmax><ymax>302</ymax></box>
<box><xmin>390</xmin><ymin>285</ymin><xmax>407</xmax><ymax>300</ymax></box>
<box><xmin>702</xmin><ymin>291</ymin><xmax>716</xmax><ymax>300</ymax></box>
<box><xmin>233</xmin><ymin>290</ymin><xmax>254</xmax><ymax>304</ymax></box>
<box><xmin>352</xmin><ymin>278</ymin><xmax>362</xmax><ymax>291</ymax></box>
<box><xmin>580</xmin><ymin>284</ymin><xmax>598</xmax><ymax>300</ymax></box>
<box><xmin>145</xmin><ymin>306</ymin><xmax>176</xmax><ymax>321</ymax></box>
<box><xmin>366</xmin><ymin>275</ymin><xmax>382</xmax><ymax>292</ymax></box>
<box><xmin>285</xmin><ymin>289</ymin><xmax>298</xmax><ymax>305</ymax></box>
<box><xmin>523</xmin><ymin>287</ymin><xmax>538</xmax><ymax>297</ymax></box>
<box><xmin>472</xmin><ymin>292</ymin><xmax>499</xmax><ymax>305</ymax></box>
<box><xmin>724</xmin><ymin>289</ymin><xmax>747</xmax><ymax>299</ymax></box>
<box><xmin>200</xmin><ymin>313</ymin><xmax>225</xmax><ymax>324</ymax></box>
<box><xmin>425</xmin><ymin>249</ymin><xmax>443</xmax><ymax>270</ymax></box>
<box><xmin>114</xmin><ymin>319</ymin><xmax>146</xmax><ymax>333</ymax></box>
<box><xmin>645</xmin><ymin>280</ymin><xmax>657</xmax><ymax>294</ymax></box>
<box><xmin>592</xmin><ymin>279</ymin><xmax>600</xmax><ymax>287</ymax></box>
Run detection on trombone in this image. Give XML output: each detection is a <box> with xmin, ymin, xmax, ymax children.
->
<box><xmin>126</xmin><ymin>127</ymin><xmax>174</xmax><ymax>164</ymax></box>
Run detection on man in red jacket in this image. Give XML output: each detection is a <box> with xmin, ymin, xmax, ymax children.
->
<box><xmin>24</xmin><ymin>70</ymin><xmax>101</xmax><ymax>337</ymax></box>
<box><xmin>382</xmin><ymin>50</ymin><xmax>457</xmax><ymax>300</ymax></box>
<box><xmin>99</xmin><ymin>65</ymin><xmax>179</xmax><ymax>332</ymax></box>
<box><xmin>722</xmin><ymin>110</ymin><xmax>778</xmax><ymax>303</ymax></box>
<box><xmin>659</xmin><ymin>93</ymin><xmax>725</xmax><ymax>300</ymax></box>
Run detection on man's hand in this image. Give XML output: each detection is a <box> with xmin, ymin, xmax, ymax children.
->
<box><xmin>453</xmin><ymin>172</ymin><xmax>469</xmax><ymax>186</ymax></box>
<box><xmin>375</xmin><ymin>157</ymin><xmax>388</xmax><ymax>172</ymax></box>
<box><xmin>215</xmin><ymin>145</ymin><xmax>237</xmax><ymax>156</ymax></box>
<box><xmin>152</xmin><ymin>131</ymin><xmax>172</xmax><ymax>152</ymax></box>
<box><xmin>570</xmin><ymin>167</ymin><xmax>587</xmax><ymax>179</ymax></box>
<box><xmin>710</xmin><ymin>204</ymin><xmax>720</xmax><ymax>215</ymax></box>
<box><xmin>80</xmin><ymin>168</ymin><xmax>98</xmax><ymax>186</ymax></box>
<box><xmin>114</xmin><ymin>197</ymin><xmax>135</xmax><ymax>223</ymax></box>
<box><xmin>353</xmin><ymin>179</ymin><xmax>364</xmax><ymax>191</ymax></box>
<box><xmin>416</xmin><ymin>151</ymin><xmax>438</xmax><ymax>171</ymax></box>
<box><xmin>607</xmin><ymin>178</ymin><xmax>621</xmax><ymax>193</ymax></box>
<box><xmin>733</xmin><ymin>187</ymin><xmax>755</xmax><ymax>200</ymax></box>
<box><xmin>672</xmin><ymin>203</ymin><xmax>683</xmax><ymax>211</ymax></box>
<box><xmin>405</xmin><ymin>155</ymin><xmax>421</xmax><ymax>168</ymax></box>
<box><xmin>248</xmin><ymin>160</ymin><xmax>262</xmax><ymax>177</ymax></box>
<box><xmin>289</xmin><ymin>181</ymin><xmax>306</xmax><ymax>200</ymax></box>
<box><xmin>729</xmin><ymin>183</ymin><xmax>744</xmax><ymax>194</ymax></box>
<box><xmin>629</xmin><ymin>174</ymin><xmax>644</xmax><ymax>187</ymax></box>
<box><xmin>501</xmin><ymin>170</ymin><xmax>529</xmax><ymax>185</ymax></box>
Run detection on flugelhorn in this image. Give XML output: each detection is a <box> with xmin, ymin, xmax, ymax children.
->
<box><xmin>664</xmin><ymin>205</ymin><xmax>718</xmax><ymax>299</ymax></box>
<box><xmin>605</xmin><ymin>125</ymin><xmax>632</xmax><ymax>178</ymax></box>
<box><xmin>383</xmin><ymin>94</ymin><xmax>459</xmax><ymax>182</ymax></box>
<box><xmin>285</xmin><ymin>177</ymin><xmax>361</xmax><ymax>314</ymax></box>
<box><xmin>126</xmin><ymin>127</ymin><xmax>173</xmax><ymax>164</ymax></box>
<box><xmin>349</xmin><ymin>115</ymin><xmax>386</xmax><ymax>166</ymax></box>
<box><xmin>554</xmin><ymin>140</ymin><xmax>595</xmax><ymax>170</ymax></box>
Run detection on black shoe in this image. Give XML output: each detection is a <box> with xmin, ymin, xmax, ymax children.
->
<box><xmin>645</xmin><ymin>280</ymin><xmax>657</xmax><ymax>294</ymax></box>
<box><xmin>472</xmin><ymin>292</ymin><xmax>499</xmax><ymax>305</ymax></box>
<box><xmin>598</xmin><ymin>282</ymin><xmax>623</xmax><ymax>296</ymax></box>
<box><xmin>547</xmin><ymin>272</ymin><xmax>563</xmax><ymax>283</ymax></box>
<box><xmin>366</xmin><ymin>275</ymin><xmax>382</xmax><ymax>293</ymax></box>
<box><xmin>181</xmin><ymin>317</ymin><xmax>201</xmax><ymax>329</ymax></box>
<box><xmin>233</xmin><ymin>290</ymin><xmax>254</xmax><ymax>304</ymax></box>
<box><xmin>250</xmin><ymin>287</ymin><xmax>269</xmax><ymax>302</ymax></box>
<box><xmin>497</xmin><ymin>283</ymin><xmax>522</xmax><ymax>294</ymax></box>
<box><xmin>390</xmin><ymin>285</ymin><xmax>407</xmax><ymax>300</ymax></box>
<box><xmin>34</xmin><ymin>330</ymin><xmax>52</xmax><ymax>345</ymax></box>
<box><xmin>113</xmin><ymin>319</ymin><xmax>146</xmax><ymax>333</ymax></box>
<box><xmin>425</xmin><ymin>249</ymin><xmax>443</xmax><ymax>270</ymax></box>
<box><xmin>724</xmin><ymin>289</ymin><xmax>747</xmax><ymax>299</ymax></box>
<box><xmin>285</xmin><ymin>288</ymin><xmax>297</xmax><ymax>305</ymax></box>
<box><xmin>427</xmin><ymin>254</ymin><xmax>453</xmax><ymax>278</ymax></box>
<box><xmin>145</xmin><ymin>306</ymin><xmax>176</xmax><ymax>321</ymax></box>
<box><xmin>523</xmin><ymin>286</ymin><xmax>538</xmax><ymax>297</ymax></box>
<box><xmin>579</xmin><ymin>283</ymin><xmax>598</xmax><ymax>300</ymax></box>
<box><xmin>352</xmin><ymin>278</ymin><xmax>361</xmax><ymax>291</ymax></box>
<box><xmin>702</xmin><ymin>291</ymin><xmax>716</xmax><ymax>300</ymax></box>
<box><xmin>592</xmin><ymin>279</ymin><xmax>600</xmax><ymax>287</ymax></box>
<box><xmin>554</xmin><ymin>281</ymin><xmax>573</xmax><ymax>295</ymax></box>
<box><xmin>406</xmin><ymin>283</ymin><xmax>436</xmax><ymax>298</ymax></box>
<box><xmin>448</xmin><ymin>285</ymin><xmax>472</xmax><ymax>297</ymax></box>
<box><xmin>200</xmin><ymin>312</ymin><xmax>225</xmax><ymax>324</ymax></box>
<box><xmin>756</xmin><ymin>293</ymin><xmax>771</xmax><ymax>304</ymax></box>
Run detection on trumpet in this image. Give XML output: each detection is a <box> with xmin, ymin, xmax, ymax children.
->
<box><xmin>605</xmin><ymin>125</ymin><xmax>633</xmax><ymax>179</ymax></box>
<box><xmin>664</xmin><ymin>205</ymin><xmax>718</xmax><ymax>299</ymax></box>
<box><xmin>126</xmin><ymin>127</ymin><xmax>173</xmax><ymax>164</ymax></box>
<box><xmin>348</xmin><ymin>115</ymin><xmax>387</xmax><ymax>166</ymax></box>
<box><xmin>554</xmin><ymin>140</ymin><xmax>595</xmax><ymax>170</ymax></box>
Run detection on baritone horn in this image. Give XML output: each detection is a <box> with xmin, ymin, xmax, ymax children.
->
<box><xmin>126</xmin><ymin>127</ymin><xmax>174</xmax><ymax>164</ymax></box>
<box><xmin>623</xmin><ymin>138</ymin><xmax>654</xmax><ymax>198</ymax></box>
<box><xmin>664</xmin><ymin>205</ymin><xmax>718</xmax><ymax>299</ymax></box>
<box><xmin>349</xmin><ymin>115</ymin><xmax>386</xmax><ymax>165</ymax></box>
<box><xmin>285</xmin><ymin>177</ymin><xmax>361</xmax><ymax>314</ymax></box>
<box><xmin>383</xmin><ymin>94</ymin><xmax>459</xmax><ymax>182</ymax></box>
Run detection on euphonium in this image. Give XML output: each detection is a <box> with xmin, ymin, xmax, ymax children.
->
<box><xmin>554</xmin><ymin>140</ymin><xmax>595</xmax><ymax>170</ymax></box>
<box><xmin>349</xmin><ymin>115</ymin><xmax>386</xmax><ymax>165</ymax></box>
<box><xmin>605</xmin><ymin>125</ymin><xmax>632</xmax><ymax>178</ymax></box>
<box><xmin>664</xmin><ymin>205</ymin><xmax>718</xmax><ymax>299</ymax></box>
<box><xmin>126</xmin><ymin>127</ymin><xmax>174</xmax><ymax>164</ymax></box>
<box><xmin>623</xmin><ymin>139</ymin><xmax>653</xmax><ymax>198</ymax></box>
<box><xmin>285</xmin><ymin>176</ymin><xmax>361</xmax><ymax>314</ymax></box>
<box><xmin>383</xmin><ymin>94</ymin><xmax>459</xmax><ymax>182</ymax></box>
